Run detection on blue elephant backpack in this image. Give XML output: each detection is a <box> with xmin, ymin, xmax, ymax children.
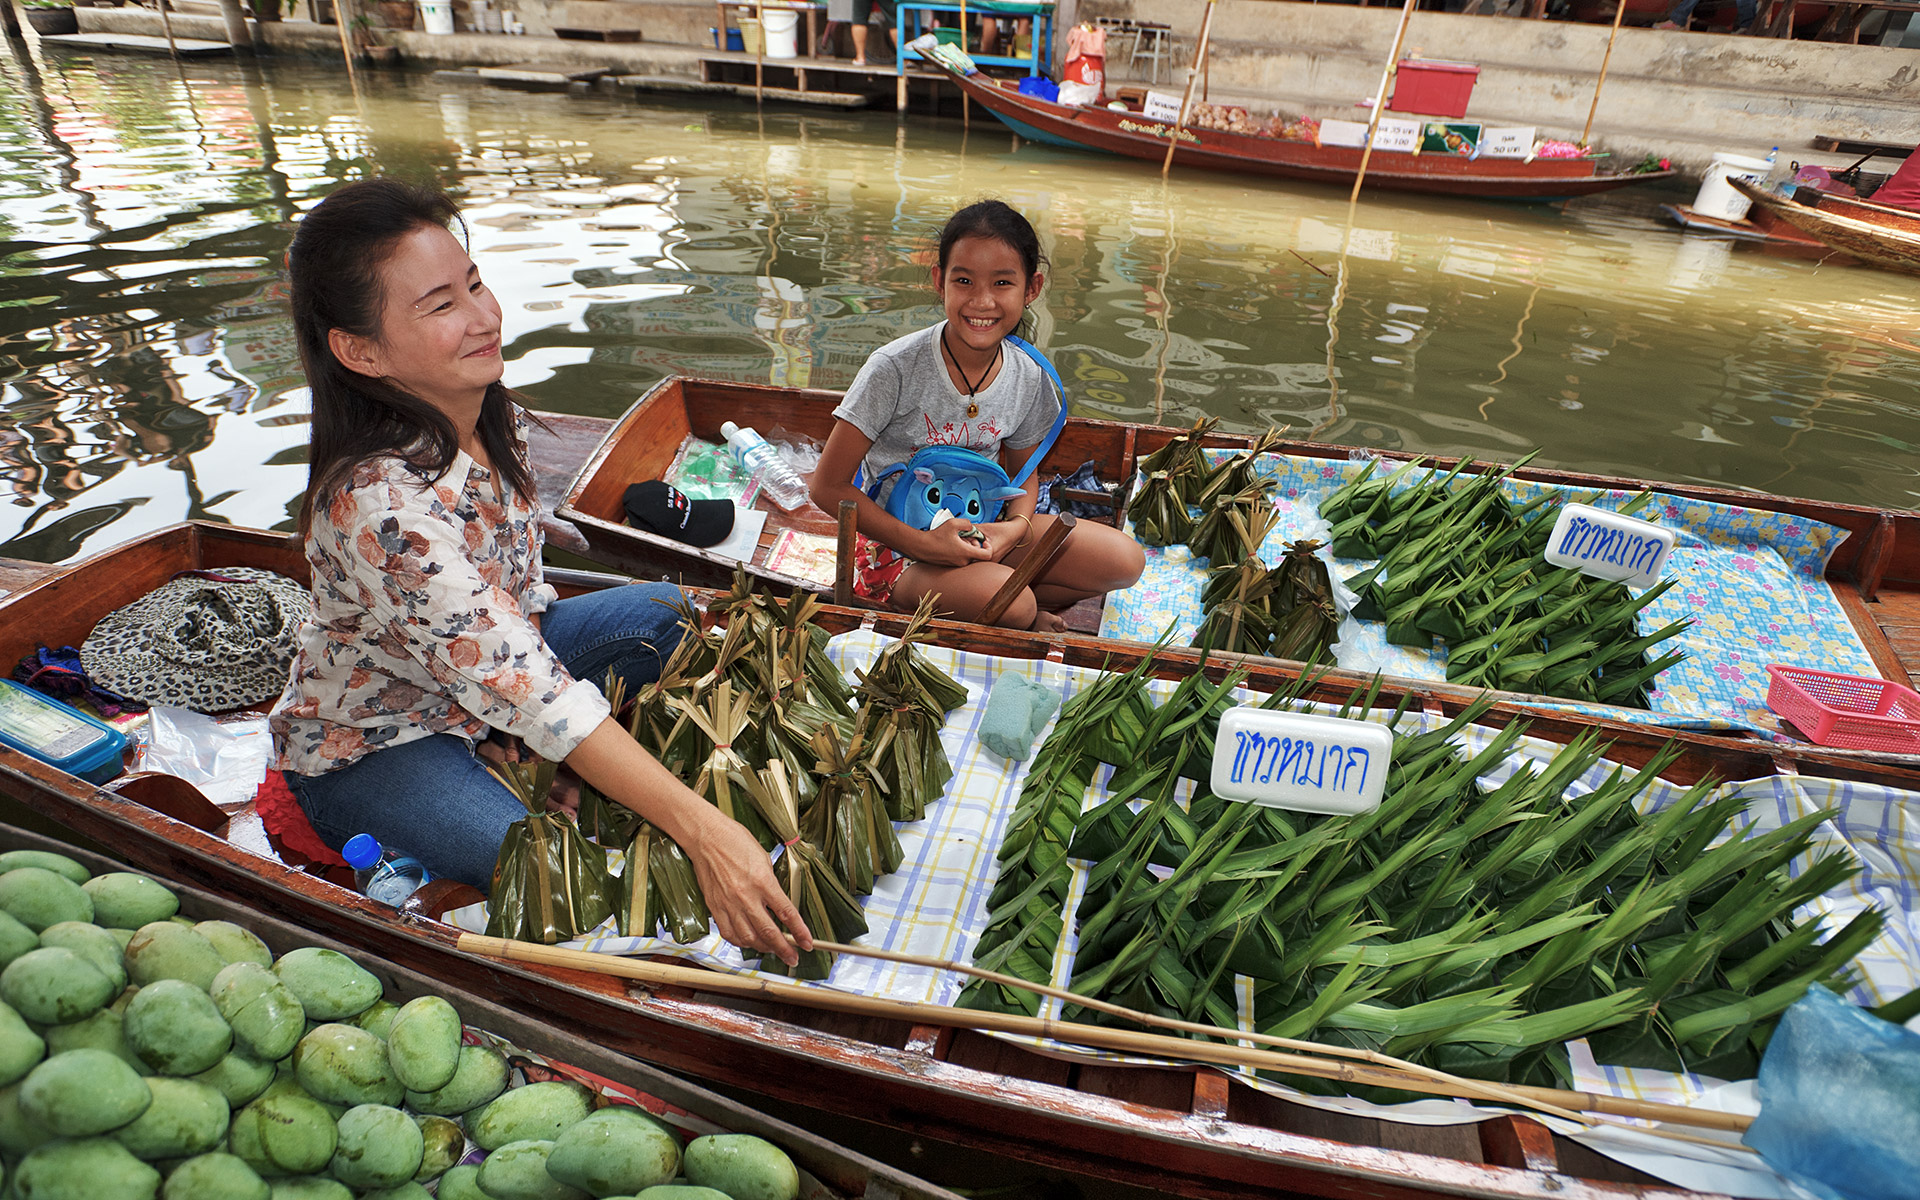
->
<box><xmin>863</xmin><ymin>336</ymin><xmax>1069</xmax><ymax>531</ymax></box>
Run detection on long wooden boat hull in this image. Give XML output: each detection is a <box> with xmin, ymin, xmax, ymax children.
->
<box><xmin>935</xmin><ymin>64</ymin><xmax>1677</xmax><ymax>200</ymax></box>
<box><xmin>558</xmin><ymin>376</ymin><xmax>1920</xmax><ymax>756</ymax></box>
<box><xmin>6</xmin><ymin>519</ymin><xmax>1902</xmax><ymax>1200</ymax></box>
<box><xmin>0</xmin><ymin>819</ymin><xmax>958</xmax><ymax>1200</ymax></box>
<box><xmin>1733</xmin><ymin>178</ymin><xmax>1920</xmax><ymax>275</ymax></box>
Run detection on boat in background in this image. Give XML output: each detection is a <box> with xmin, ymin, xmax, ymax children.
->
<box><xmin>2</xmin><ymin>519</ymin><xmax>1913</xmax><ymax>1200</ymax></box>
<box><xmin>923</xmin><ymin>62</ymin><xmax>1675</xmax><ymax>200</ymax></box>
<box><xmin>1732</xmin><ymin>177</ymin><xmax>1920</xmax><ymax>275</ymax></box>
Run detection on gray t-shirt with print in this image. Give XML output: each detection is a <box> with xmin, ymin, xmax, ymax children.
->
<box><xmin>832</xmin><ymin>322</ymin><xmax>1061</xmax><ymax>509</ymax></box>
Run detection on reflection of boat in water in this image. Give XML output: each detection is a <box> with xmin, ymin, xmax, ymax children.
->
<box><xmin>926</xmin><ymin>64</ymin><xmax>1676</xmax><ymax>200</ymax></box>
<box><xmin>1732</xmin><ymin>177</ymin><xmax>1920</xmax><ymax>275</ymax></box>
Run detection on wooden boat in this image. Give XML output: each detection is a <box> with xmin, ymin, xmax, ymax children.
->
<box><xmin>3</xmin><ymin>519</ymin><xmax>1913</xmax><ymax>1199</ymax></box>
<box><xmin>0</xmin><ymin>819</ymin><xmax>960</xmax><ymax>1200</ymax></box>
<box><xmin>1657</xmin><ymin>199</ymin><xmax>1838</xmax><ymax>257</ymax></box>
<box><xmin>922</xmin><ymin>62</ymin><xmax>1675</xmax><ymax>200</ymax></box>
<box><xmin>558</xmin><ymin>375</ymin><xmax>1920</xmax><ymax>751</ymax></box>
<box><xmin>1732</xmin><ymin>177</ymin><xmax>1920</xmax><ymax>274</ymax></box>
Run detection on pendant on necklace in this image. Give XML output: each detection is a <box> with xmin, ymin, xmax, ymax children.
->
<box><xmin>966</xmin><ymin>401</ymin><xmax>979</xmax><ymax>419</ymax></box>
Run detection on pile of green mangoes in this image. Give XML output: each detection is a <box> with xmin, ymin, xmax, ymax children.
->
<box><xmin>0</xmin><ymin>850</ymin><xmax>804</xmax><ymax>1200</ymax></box>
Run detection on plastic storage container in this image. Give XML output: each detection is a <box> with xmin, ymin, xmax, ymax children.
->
<box><xmin>1692</xmin><ymin>152</ymin><xmax>1773</xmax><ymax>221</ymax></box>
<box><xmin>341</xmin><ymin>834</ymin><xmax>433</xmax><ymax>907</ymax></box>
<box><xmin>1389</xmin><ymin>59</ymin><xmax>1479</xmax><ymax>119</ymax></box>
<box><xmin>0</xmin><ymin>680</ymin><xmax>127</xmax><ymax>785</ymax></box>
<box><xmin>763</xmin><ymin>8</ymin><xmax>798</xmax><ymax>57</ymax></box>
<box><xmin>720</xmin><ymin>421</ymin><xmax>811</xmax><ymax>511</ymax></box>
<box><xmin>1764</xmin><ymin>664</ymin><xmax>1920</xmax><ymax>753</ymax></box>
<box><xmin>418</xmin><ymin>0</ymin><xmax>454</xmax><ymax>34</ymax></box>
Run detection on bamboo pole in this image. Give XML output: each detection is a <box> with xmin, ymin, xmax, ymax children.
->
<box><xmin>155</xmin><ymin>0</ymin><xmax>184</xmax><ymax>60</ymax></box>
<box><xmin>959</xmin><ymin>0</ymin><xmax>968</xmax><ymax>127</ymax></box>
<box><xmin>755</xmin><ymin>0</ymin><xmax>765</xmax><ymax>103</ymax></box>
<box><xmin>1159</xmin><ymin>0</ymin><xmax>1215</xmax><ymax>178</ymax></box>
<box><xmin>331</xmin><ymin>0</ymin><xmax>358</xmax><ymax>84</ymax></box>
<box><xmin>457</xmin><ymin>932</ymin><xmax>1755</xmax><ymax>1137</ymax></box>
<box><xmin>1581</xmin><ymin>0</ymin><xmax>1631</xmax><ymax>145</ymax></box>
<box><xmin>1348</xmin><ymin>0</ymin><xmax>1417</xmax><ymax>204</ymax></box>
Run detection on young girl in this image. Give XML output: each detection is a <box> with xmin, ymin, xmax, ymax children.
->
<box><xmin>270</xmin><ymin>179</ymin><xmax>809</xmax><ymax>967</ymax></box>
<box><xmin>812</xmin><ymin>200</ymin><xmax>1144</xmax><ymax>631</ymax></box>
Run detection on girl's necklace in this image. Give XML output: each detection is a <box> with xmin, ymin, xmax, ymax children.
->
<box><xmin>941</xmin><ymin>327</ymin><xmax>1001</xmax><ymax>419</ymax></box>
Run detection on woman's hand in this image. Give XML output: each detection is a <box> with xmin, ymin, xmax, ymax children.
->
<box><xmin>913</xmin><ymin>519</ymin><xmax>997</xmax><ymax>567</ymax></box>
<box><xmin>680</xmin><ymin>808</ymin><xmax>814</xmax><ymax>965</ymax></box>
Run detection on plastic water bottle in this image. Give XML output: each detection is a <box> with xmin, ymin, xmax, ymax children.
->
<box><xmin>719</xmin><ymin>421</ymin><xmax>811</xmax><ymax>511</ymax></box>
<box><xmin>341</xmin><ymin>834</ymin><xmax>431</xmax><ymax>907</ymax></box>
<box><xmin>1764</xmin><ymin>146</ymin><xmax>1784</xmax><ymax>187</ymax></box>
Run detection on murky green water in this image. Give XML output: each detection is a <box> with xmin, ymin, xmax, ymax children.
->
<box><xmin>4</xmin><ymin>44</ymin><xmax>1919</xmax><ymax>566</ymax></box>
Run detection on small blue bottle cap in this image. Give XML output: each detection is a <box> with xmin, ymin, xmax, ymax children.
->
<box><xmin>341</xmin><ymin>834</ymin><xmax>382</xmax><ymax>871</ymax></box>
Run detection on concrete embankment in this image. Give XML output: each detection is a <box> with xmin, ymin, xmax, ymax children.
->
<box><xmin>63</xmin><ymin>0</ymin><xmax>1920</xmax><ymax>179</ymax></box>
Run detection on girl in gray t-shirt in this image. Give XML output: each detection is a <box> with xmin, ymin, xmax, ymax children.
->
<box><xmin>811</xmin><ymin>200</ymin><xmax>1144</xmax><ymax>631</ymax></box>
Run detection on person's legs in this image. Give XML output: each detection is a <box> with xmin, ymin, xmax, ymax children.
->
<box><xmin>894</xmin><ymin>561</ymin><xmax>1040</xmax><ymax>630</ymax></box>
<box><xmin>1654</xmin><ymin>0</ymin><xmax>1699</xmax><ymax>26</ymax></box>
<box><xmin>849</xmin><ymin>0</ymin><xmax>873</xmax><ymax>62</ymax></box>
<box><xmin>539</xmin><ymin>581</ymin><xmax>687</xmax><ymax>699</ymax></box>
<box><xmin>1005</xmin><ymin>515</ymin><xmax>1146</xmax><ymax>613</ymax></box>
<box><xmin>287</xmin><ymin>735</ymin><xmax>524</xmax><ymax>891</ymax></box>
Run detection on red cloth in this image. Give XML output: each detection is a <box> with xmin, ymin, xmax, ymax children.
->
<box><xmin>1871</xmin><ymin>150</ymin><xmax>1920</xmax><ymax>211</ymax></box>
<box><xmin>252</xmin><ymin>769</ymin><xmax>348</xmax><ymax>868</ymax></box>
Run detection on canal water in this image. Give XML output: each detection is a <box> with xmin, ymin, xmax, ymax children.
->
<box><xmin>3</xmin><ymin>44</ymin><xmax>1918</xmax><ymax>567</ymax></box>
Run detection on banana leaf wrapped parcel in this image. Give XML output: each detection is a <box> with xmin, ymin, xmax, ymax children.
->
<box><xmin>485</xmin><ymin>759</ymin><xmax>614</xmax><ymax>945</ymax></box>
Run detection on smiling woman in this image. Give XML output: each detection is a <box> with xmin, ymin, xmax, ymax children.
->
<box><xmin>268</xmin><ymin>179</ymin><xmax>812</xmax><ymax>966</ymax></box>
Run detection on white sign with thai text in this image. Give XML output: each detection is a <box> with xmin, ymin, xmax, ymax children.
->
<box><xmin>1211</xmin><ymin>708</ymin><xmax>1393</xmax><ymax>816</ymax></box>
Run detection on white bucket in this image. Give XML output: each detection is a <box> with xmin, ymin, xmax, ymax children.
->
<box><xmin>418</xmin><ymin>0</ymin><xmax>453</xmax><ymax>33</ymax></box>
<box><xmin>763</xmin><ymin>9</ymin><xmax>799</xmax><ymax>58</ymax></box>
<box><xmin>1692</xmin><ymin>152</ymin><xmax>1772</xmax><ymax>222</ymax></box>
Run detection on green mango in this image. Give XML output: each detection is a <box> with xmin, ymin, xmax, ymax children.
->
<box><xmin>19</xmin><ymin>1048</ymin><xmax>151</xmax><ymax>1137</ymax></box>
<box><xmin>123</xmin><ymin>979</ymin><xmax>233</xmax><ymax>1076</ymax></box>
<box><xmin>0</xmin><ymin>869</ymin><xmax>93</xmax><ymax>934</ymax></box>
<box><xmin>467</xmin><ymin>1079</ymin><xmax>592</xmax><ymax>1152</ymax></box>
<box><xmin>634</xmin><ymin>1188</ymin><xmax>732</xmax><ymax>1200</ymax></box>
<box><xmin>0</xmin><ymin>1081</ymin><xmax>55</xmax><ymax>1158</ymax></box>
<box><xmin>0</xmin><ymin>851</ymin><xmax>89</xmax><ymax>885</ymax></box>
<box><xmin>228</xmin><ymin>1091</ymin><xmax>337</xmax><ymax>1178</ymax></box>
<box><xmin>359</xmin><ymin>1185</ymin><xmax>432</xmax><ymax>1200</ymax></box>
<box><xmin>0</xmin><ymin>1000</ymin><xmax>45</xmax><ymax>1086</ymax></box>
<box><xmin>45</xmin><ymin>1006</ymin><xmax>142</xmax><ymax>1070</ymax></box>
<box><xmin>350</xmin><ymin>998</ymin><xmax>400</xmax><ymax>1041</ymax></box>
<box><xmin>434</xmin><ymin>1164</ymin><xmax>486</xmax><ymax>1200</ymax></box>
<box><xmin>13</xmin><ymin>1136</ymin><xmax>160</xmax><ymax>1199</ymax></box>
<box><xmin>547</xmin><ymin>1107</ymin><xmax>681</xmax><ymax>1196</ymax></box>
<box><xmin>414</xmin><ymin>1113</ymin><xmax>464</xmax><ymax>1181</ymax></box>
<box><xmin>264</xmin><ymin>1179</ymin><xmax>351</xmax><ymax>1200</ymax></box>
<box><xmin>124</xmin><ymin>923</ymin><xmax>225</xmax><ymax>991</ymax></box>
<box><xmin>0</xmin><ymin>946</ymin><xmax>114</xmax><ymax>1025</ymax></box>
<box><xmin>253</xmin><ymin>1074</ymin><xmax>346</xmax><ymax>1122</ymax></box>
<box><xmin>271</xmin><ymin>949</ymin><xmax>380</xmax><ymax>1022</ymax></box>
<box><xmin>475</xmin><ymin>1139</ymin><xmax>587</xmax><ymax>1200</ymax></box>
<box><xmin>80</xmin><ymin>875</ymin><xmax>178</xmax><ymax>931</ymax></box>
<box><xmin>328</xmin><ymin>1103</ymin><xmax>423</xmax><ymax>1189</ymax></box>
<box><xmin>36</xmin><ymin>922</ymin><xmax>127</xmax><ymax>993</ymax></box>
<box><xmin>384</xmin><ymin>995</ymin><xmax>460</xmax><ymax>1093</ymax></box>
<box><xmin>402</xmin><ymin>1044</ymin><xmax>507</xmax><ymax>1116</ymax></box>
<box><xmin>194</xmin><ymin>922</ymin><xmax>273</xmax><ymax>969</ymax></box>
<box><xmin>111</xmin><ymin>1076</ymin><xmax>228</xmax><ymax>1160</ymax></box>
<box><xmin>191</xmin><ymin>1051</ymin><xmax>276</xmax><ymax>1108</ymax></box>
<box><xmin>0</xmin><ymin>910</ymin><xmax>40</xmax><ymax>971</ymax></box>
<box><xmin>682</xmin><ymin>1134</ymin><xmax>799</xmax><ymax>1200</ymax></box>
<box><xmin>161</xmin><ymin>1152</ymin><xmax>269</xmax><ymax>1200</ymax></box>
<box><xmin>210</xmin><ymin>963</ymin><xmax>305</xmax><ymax>1062</ymax></box>
<box><xmin>291</xmin><ymin>1024</ymin><xmax>401</xmax><ymax>1108</ymax></box>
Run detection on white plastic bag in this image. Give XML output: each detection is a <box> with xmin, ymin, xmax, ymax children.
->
<box><xmin>135</xmin><ymin>706</ymin><xmax>271</xmax><ymax>810</ymax></box>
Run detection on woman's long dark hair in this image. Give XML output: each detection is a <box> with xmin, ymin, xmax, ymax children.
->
<box><xmin>287</xmin><ymin>178</ymin><xmax>536</xmax><ymax>532</ymax></box>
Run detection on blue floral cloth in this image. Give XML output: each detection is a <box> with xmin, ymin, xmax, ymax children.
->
<box><xmin>1099</xmin><ymin>453</ymin><xmax>1878</xmax><ymax>737</ymax></box>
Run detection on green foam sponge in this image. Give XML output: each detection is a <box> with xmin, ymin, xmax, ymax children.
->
<box><xmin>980</xmin><ymin>672</ymin><xmax>1060</xmax><ymax>762</ymax></box>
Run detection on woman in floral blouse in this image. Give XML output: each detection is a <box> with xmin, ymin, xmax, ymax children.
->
<box><xmin>270</xmin><ymin>179</ymin><xmax>810</xmax><ymax>966</ymax></box>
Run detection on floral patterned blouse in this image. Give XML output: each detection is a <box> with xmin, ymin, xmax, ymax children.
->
<box><xmin>271</xmin><ymin>425</ymin><xmax>609</xmax><ymax>776</ymax></box>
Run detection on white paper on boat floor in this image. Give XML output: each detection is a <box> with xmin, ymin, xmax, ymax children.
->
<box><xmin>447</xmin><ymin>632</ymin><xmax>1919</xmax><ymax>1198</ymax></box>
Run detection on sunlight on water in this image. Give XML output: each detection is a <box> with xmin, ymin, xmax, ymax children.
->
<box><xmin>2</xmin><ymin>45</ymin><xmax>1917</xmax><ymax>565</ymax></box>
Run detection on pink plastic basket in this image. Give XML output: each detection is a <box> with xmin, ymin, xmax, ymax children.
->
<box><xmin>1764</xmin><ymin>664</ymin><xmax>1920</xmax><ymax>753</ymax></box>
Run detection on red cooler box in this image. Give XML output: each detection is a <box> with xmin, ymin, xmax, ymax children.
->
<box><xmin>1389</xmin><ymin>59</ymin><xmax>1479</xmax><ymax>119</ymax></box>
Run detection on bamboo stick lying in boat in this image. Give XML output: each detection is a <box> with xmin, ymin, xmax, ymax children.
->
<box><xmin>457</xmin><ymin>933</ymin><xmax>1754</xmax><ymax>1137</ymax></box>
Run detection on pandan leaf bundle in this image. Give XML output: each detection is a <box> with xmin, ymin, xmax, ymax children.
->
<box><xmin>485</xmin><ymin>759</ymin><xmax>615</xmax><ymax>945</ymax></box>
<box><xmin>1128</xmin><ymin>469</ymin><xmax>1191</xmax><ymax>549</ymax></box>
<box><xmin>1137</xmin><ymin>417</ymin><xmax>1219</xmax><ymax>505</ymax></box>
<box><xmin>852</xmin><ymin>596</ymin><xmax>962</xmax><ymax>822</ymax></box>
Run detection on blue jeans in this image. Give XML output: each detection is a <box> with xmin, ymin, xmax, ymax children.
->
<box><xmin>287</xmin><ymin>581</ymin><xmax>687</xmax><ymax>891</ymax></box>
<box><xmin>1666</xmin><ymin>0</ymin><xmax>1755</xmax><ymax>26</ymax></box>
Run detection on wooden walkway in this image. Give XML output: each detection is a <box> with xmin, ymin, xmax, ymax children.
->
<box><xmin>38</xmin><ymin>31</ymin><xmax>231</xmax><ymax>56</ymax></box>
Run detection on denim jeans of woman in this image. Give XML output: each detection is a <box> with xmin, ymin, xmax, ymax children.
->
<box><xmin>287</xmin><ymin>581</ymin><xmax>685</xmax><ymax>891</ymax></box>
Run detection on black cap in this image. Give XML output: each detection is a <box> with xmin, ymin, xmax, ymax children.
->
<box><xmin>622</xmin><ymin>481</ymin><xmax>735</xmax><ymax>548</ymax></box>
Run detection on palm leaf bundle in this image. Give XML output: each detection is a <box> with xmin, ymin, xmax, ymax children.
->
<box><xmin>739</xmin><ymin>761</ymin><xmax>869</xmax><ymax>981</ymax></box>
<box><xmin>1195</xmin><ymin>427</ymin><xmax>1284</xmax><ymax>510</ymax></box>
<box><xmin>1137</xmin><ymin>417</ymin><xmax>1220</xmax><ymax>505</ymax></box>
<box><xmin>807</xmin><ymin>723</ymin><xmax>902</xmax><ymax>897</ymax></box>
<box><xmin>1128</xmin><ymin>469</ymin><xmax>1192</xmax><ymax>549</ymax></box>
<box><xmin>484</xmin><ymin>759</ymin><xmax>615</xmax><ymax>945</ymax></box>
<box><xmin>967</xmin><ymin>656</ymin><xmax>1884</xmax><ymax>1092</ymax></box>
<box><xmin>610</xmin><ymin>823</ymin><xmax>712</xmax><ymax>944</ymax></box>
<box><xmin>578</xmin><ymin>673</ymin><xmax>641</xmax><ymax>847</ymax></box>
<box><xmin>1186</xmin><ymin>479</ymin><xmax>1272</xmax><ymax>566</ymax></box>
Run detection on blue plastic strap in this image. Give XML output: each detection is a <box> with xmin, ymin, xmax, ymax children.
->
<box><xmin>1003</xmin><ymin>334</ymin><xmax>1067</xmax><ymax>489</ymax></box>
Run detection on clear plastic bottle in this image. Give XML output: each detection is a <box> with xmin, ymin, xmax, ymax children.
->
<box><xmin>1764</xmin><ymin>146</ymin><xmax>1784</xmax><ymax>188</ymax></box>
<box><xmin>340</xmin><ymin>834</ymin><xmax>431</xmax><ymax>907</ymax></box>
<box><xmin>719</xmin><ymin>421</ymin><xmax>811</xmax><ymax>511</ymax></box>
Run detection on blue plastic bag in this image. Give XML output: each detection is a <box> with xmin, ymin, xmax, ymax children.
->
<box><xmin>1017</xmin><ymin>76</ymin><xmax>1059</xmax><ymax>104</ymax></box>
<box><xmin>1743</xmin><ymin>985</ymin><xmax>1920</xmax><ymax>1200</ymax></box>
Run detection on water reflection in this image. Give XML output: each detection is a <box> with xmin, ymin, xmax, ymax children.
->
<box><xmin>2</xmin><ymin>44</ymin><xmax>1918</xmax><ymax>565</ymax></box>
